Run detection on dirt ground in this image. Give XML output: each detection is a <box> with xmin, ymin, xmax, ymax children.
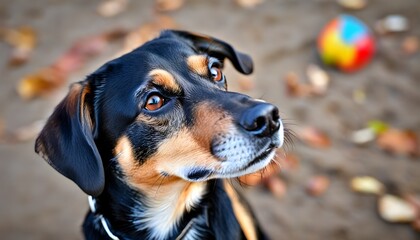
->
<box><xmin>0</xmin><ymin>0</ymin><xmax>419</xmax><ymax>239</ymax></box>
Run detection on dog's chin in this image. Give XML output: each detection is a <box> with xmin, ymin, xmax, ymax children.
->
<box><xmin>179</xmin><ymin>125</ymin><xmax>284</xmax><ymax>182</ymax></box>
<box><xmin>214</xmin><ymin>146</ymin><xmax>277</xmax><ymax>179</ymax></box>
<box><xmin>179</xmin><ymin>146</ymin><xmax>277</xmax><ymax>182</ymax></box>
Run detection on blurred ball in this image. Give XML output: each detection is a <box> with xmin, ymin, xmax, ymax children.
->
<box><xmin>317</xmin><ymin>15</ymin><xmax>375</xmax><ymax>72</ymax></box>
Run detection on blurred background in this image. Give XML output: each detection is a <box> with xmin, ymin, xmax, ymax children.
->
<box><xmin>0</xmin><ymin>0</ymin><xmax>419</xmax><ymax>239</ymax></box>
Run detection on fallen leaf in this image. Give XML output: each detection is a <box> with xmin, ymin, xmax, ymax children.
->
<box><xmin>237</xmin><ymin>77</ymin><xmax>255</xmax><ymax>92</ymax></box>
<box><xmin>17</xmin><ymin>28</ymin><xmax>127</xmax><ymax>99</ymax></box>
<box><xmin>351</xmin><ymin>128</ymin><xmax>375</xmax><ymax>145</ymax></box>
<box><xmin>0</xmin><ymin>120</ymin><xmax>44</xmax><ymax>143</ymax></box>
<box><xmin>55</xmin><ymin>28</ymin><xmax>127</xmax><ymax>74</ymax></box>
<box><xmin>336</xmin><ymin>0</ymin><xmax>366</xmax><ymax>10</ymax></box>
<box><xmin>401</xmin><ymin>36</ymin><xmax>419</xmax><ymax>55</ymax></box>
<box><xmin>404</xmin><ymin>194</ymin><xmax>420</xmax><ymax>217</ymax></box>
<box><xmin>265</xmin><ymin>176</ymin><xmax>287</xmax><ymax>199</ymax></box>
<box><xmin>276</xmin><ymin>152</ymin><xmax>300</xmax><ymax>171</ymax></box>
<box><xmin>375</xmin><ymin>15</ymin><xmax>409</xmax><ymax>34</ymax></box>
<box><xmin>368</xmin><ymin>120</ymin><xmax>389</xmax><ymax>135</ymax></box>
<box><xmin>3</xmin><ymin>26</ymin><xmax>36</xmax><ymax>50</ymax></box>
<box><xmin>155</xmin><ymin>0</ymin><xmax>185</xmax><ymax>12</ymax></box>
<box><xmin>238</xmin><ymin>161</ymin><xmax>281</xmax><ymax>186</ymax></box>
<box><xmin>1</xmin><ymin>26</ymin><xmax>36</xmax><ymax>66</ymax></box>
<box><xmin>306</xmin><ymin>64</ymin><xmax>330</xmax><ymax>95</ymax></box>
<box><xmin>298</xmin><ymin>127</ymin><xmax>331</xmax><ymax>148</ymax></box>
<box><xmin>413</xmin><ymin>218</ymin><xmax>420</xmax><ymax>232</ymax></box>
<box><xmin>377</xmin><ymin>129</ymin><xmax>419</xmax><ymax>156</ymax></box>
<box><xmin>8</xmin><ymin>48</ymin><xmax>32</xmax><ymax>66</ymax></box>
<box><xmin>54</xmin><ymin>35</ymin><xmax>107</xmax><ymax>73</ymax></box>
<box><xmin>306</xmin><ymin>175</ymin><xmax>330</xmax><ymax>196</ymax></box>
<box><xmin>350</xmin><ymin>176</ymin><xmax>384</xmax><ymax>195</ymax></box>
<box><xmin>284</xmin><ymin>72</ymin><xmax>312</xmax><ymax>97</ymax></box>
<box><xmin>235</xmin><ymin>0</ymin><xmax>264</xmax><ymax>9</ymax></box>
<box><xmin>120</xmin><ymin>16</ymin><xmax>177</xmax><ymax>55</ymax></box>
<box><xmin>378</xmin><ymin>194</ymin><xmax>416</xmax><ymax>223</ymax></box>
<box><xmin>97</xmin><ymin>0</ymin><xmax>129</xmax><ymax>17</ymax></box>
<box><xmin>17</xmin><ymin>67</ymin><xmax>67</xmax><ymax>100</ymax></box>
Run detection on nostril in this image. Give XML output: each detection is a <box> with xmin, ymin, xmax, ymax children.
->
<box><xmin>272</xmin><ymin>107</ymin><xmax>280</xmax><ymax>122</ymax></box>
<box><xmin>254</xmin><ymin>116</ymin><xmax>267</xmax><ymax>132</ymax></box>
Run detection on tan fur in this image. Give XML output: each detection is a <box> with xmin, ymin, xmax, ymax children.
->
<box><xmin>187</xmin><ymin>55</ymin><xmax>208</xmax><ymax>76</ymax></box>
<box><xmin>191</xmin><ymin>102</ymin><xmax>233</xmax><ymax>151</ymax></box>
<box><xmin>79</xmin><ymin>84</ymin><xmax>94</xmax><ymax>129</ymax></box>
<box><xmin>224</xmin><ymin>181</ymin><xmax>258</xmax><ymax>240</ymax></box>
<box><xmin>149</xmin><ymin>69</ymin><xmax>181</xmax><ymax>93</ymax></box>
<box><xmin>115</xmin><ymin>135</ymin><xmax>208</xmax><ymax>235</ymax></box>
<box><xmin>114</xmin><ymin>101</ymin><xmax>236</xmax><ymax>236</ymax></box>
<box><xmin>65</xmin><ymin>83</ymin><xmax>83</xmax><ymax>115</ymax></box>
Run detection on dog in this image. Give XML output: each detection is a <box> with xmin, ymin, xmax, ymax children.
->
<box><xmin>35</xmin><ymin>30</ymin><xmax>284</xmax><ymax>240</ymax></box>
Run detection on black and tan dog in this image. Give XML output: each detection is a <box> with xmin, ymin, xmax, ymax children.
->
<box><xmin>35</xmin><ymin>30</ymin><xmax>284</xmax><ymax>240</ymax></box>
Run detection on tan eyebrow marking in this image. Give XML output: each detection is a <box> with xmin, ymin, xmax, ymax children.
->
<box><xmin>187</xmin><ymin>55</ymin><xmax>208</xmax><ymax>76</ymax></box>
<box><xmin>149</xmin><ymin>69</ymin><xmax>181</xmax><ymax>93</ymax></box>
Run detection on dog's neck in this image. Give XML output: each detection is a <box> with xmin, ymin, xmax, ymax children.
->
<box><xmin>129</xmin><ymin>179</ymin><xmax>208</xmax><ymax>239</ymax></box>
<box><xmin>95</xmin><ymin>174</ymin><xmax>210</xmax><ymax>239</ymax></box>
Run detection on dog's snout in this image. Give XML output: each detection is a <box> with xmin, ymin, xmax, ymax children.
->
<box><xmin>240</xmin><ymin>103</ymin><xmax>280</xmax><ymax>137</ymax></box>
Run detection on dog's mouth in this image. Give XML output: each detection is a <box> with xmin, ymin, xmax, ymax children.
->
<box><xmin>241</xmin><ymin>144</ymin><xmax>277</xmax><ymax>170</ymax></box>
<box><xmin>180</xmin><ymin>120</ymin><xmax>284</xmax><ymax>182</ymax></box>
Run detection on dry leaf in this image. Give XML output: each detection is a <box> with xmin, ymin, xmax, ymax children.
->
<box><xmin>53</xmin><ymin>52</ymin><xmax>86</xmax><ymax>74</ymax></box>
<box><xmin>378</xmin><ymin>194</ymin><xmax>416</xmax><ymax>223</ymax></box>
<box><xmin>401</xmin><ymin>36</ymin><xmax>419</xmax><ymax>55</ymax></box>
<box><xmin>377</xmin><ymin>129</ymin><xmax>419</xmax><ymax>156</ymax></box>
<box><xmin>235</xmin><ymin>0</ymin><xmax>264</xmax><ymax>9</ymax></box>
<box><xmin>17</xmin><ymin>28</ymin><xmax>127</xmax><ymax>99</ymax></box>
<box><xmin>239</xmin><ymin>172</ymin><xmax>264</xmax><ymax>186</ymax></box>
<box><xmin>306</xmin><ymin>64</ymin><xmax>329</xmax><ymax>95</ymax></box>
<box><xmin>3</xmin><ymin>26</ymin><xmax>36</xmax><ymax>50</ymax></box>
<box><xmin>120</xmin><ymin>16</ymin><xmax>177</xmax><ymax>55</ymax></box>
<box><xmin>237</xmin><ymin>77</ymin><xmax>255</xmax><ymax>92</ymax></box>
<box><xmin>276</xmin><ymin>152</ymin><xmax>299</xmax><ymax>171</ymax></box>
<box><xmin>1</xmin><ymin>26</ymin><xmax>36</xmax><ymax>66</ymax></box>
<box><xmin>404</xmin><ymin>194</ymin><xmax>420</xmax><ymax>218</ymax></box>
<box><xmin>97</xmin><ymin>0</ymin><xmax>129</xmax><ymax>17</ymax></box>
<box><xmin>413</xmin><ymin>218</ymin><xmax>420</xmax><ymax>232</ymax></box>
<box><xmin>0</xmin><ymin>120</ymin><xmax>44</xmax><ymax>143</ymax></box>
<box><xmin>375</xmin><ymin>15</ymin><xmax>409</xmax><ymax>34</ymax></box>
<box><xmin>9</xmin><ymin>120</ymin><xmax>44</xmax><ymax>142</ymax></box>
<box><xmin>368</xmin><ymin>120</ymin><xmax>389</xmax><ymax>135</ymax></box>
<box><xmin>17</xmin><ymin>67</ymin><xmax>67</xmax><ymax>100</ymax></box>
<box><xmin>336</xmin><ymin>0</ymin><xmax>366</xmax><ymax>10</ymax></box>
<box><xmin>298</xmin><ymin>127</ymin><xmax>331</xmax><ymax>148</ymax></box>
<box><xmin>265</xmin><ymin>176</ymin><xmax>287</xmax><ymax>199</ymax></box>
<box><xmin>9</xmin><ymin>48</ymin><xmax>32</xmax><ymax>66</ymax></box>
<box><xmin>239</xmin><ymin>161</ymin><xmax>281</xmax><ymax>186</ymax></box>
<box><xmin>350</xmin><ymin>176</ymin><xmax>384</xmax><ymax>195</ymax></box>
<box><xmin>284</xmin><ymin>72</ymin><xmax>312</xmax><ymax>97</ymax></box>
<box><xmin>54</xmin><ymin>35</ymin><xmax>107</xmax><ymax>73</ymax></box>
<box><xmin>351</xmin><ymin>128</ymin><xmax>375</xmax><ymax>145</ymax></box>
<box><xmin>155</xmin><ymin>0</ymin><xmax>185</xmax><ymax>12</ymax></box>
<box><xmin>306</xmin><ymin>175</ymin><xmax>330</xmax><ymax>196</ymax></box>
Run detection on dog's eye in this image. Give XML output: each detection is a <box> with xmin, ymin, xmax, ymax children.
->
<box><xmin>145</xmin><ymin>95</ymin><xmax>164</xmax><ymax>111</ymax></box>
<box><xmin>210</xmin><ymin>66</ymin><xmax>223</xmax><ymax>82</ymax></box>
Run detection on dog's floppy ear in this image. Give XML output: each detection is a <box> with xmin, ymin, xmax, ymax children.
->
<box><xmin>169</xmin><ymin>30</ymin><xmax>253</xmax><ymax>75</ymax></box>
<box><xmin>35</xmin><ymin>81</ymin><xmax>104</xmax><ymax>197</ymax></box>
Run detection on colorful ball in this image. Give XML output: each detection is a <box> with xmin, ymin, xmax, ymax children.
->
<box><xmin>317</xmin><ymin>15</ymin><xmax>375</xmax><ymax>72</ymax></box>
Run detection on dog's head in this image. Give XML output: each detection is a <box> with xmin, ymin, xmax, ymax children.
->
<box><xmin>35</xmin><ymin>30</ymin><xmax>284</xmax><ymax>197</ymax></box>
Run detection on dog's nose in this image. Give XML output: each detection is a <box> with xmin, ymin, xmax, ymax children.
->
<box><xmin>239</xmin><ymin>103</ymin><xmax>280</xmax><ymax>137</ymax></box>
